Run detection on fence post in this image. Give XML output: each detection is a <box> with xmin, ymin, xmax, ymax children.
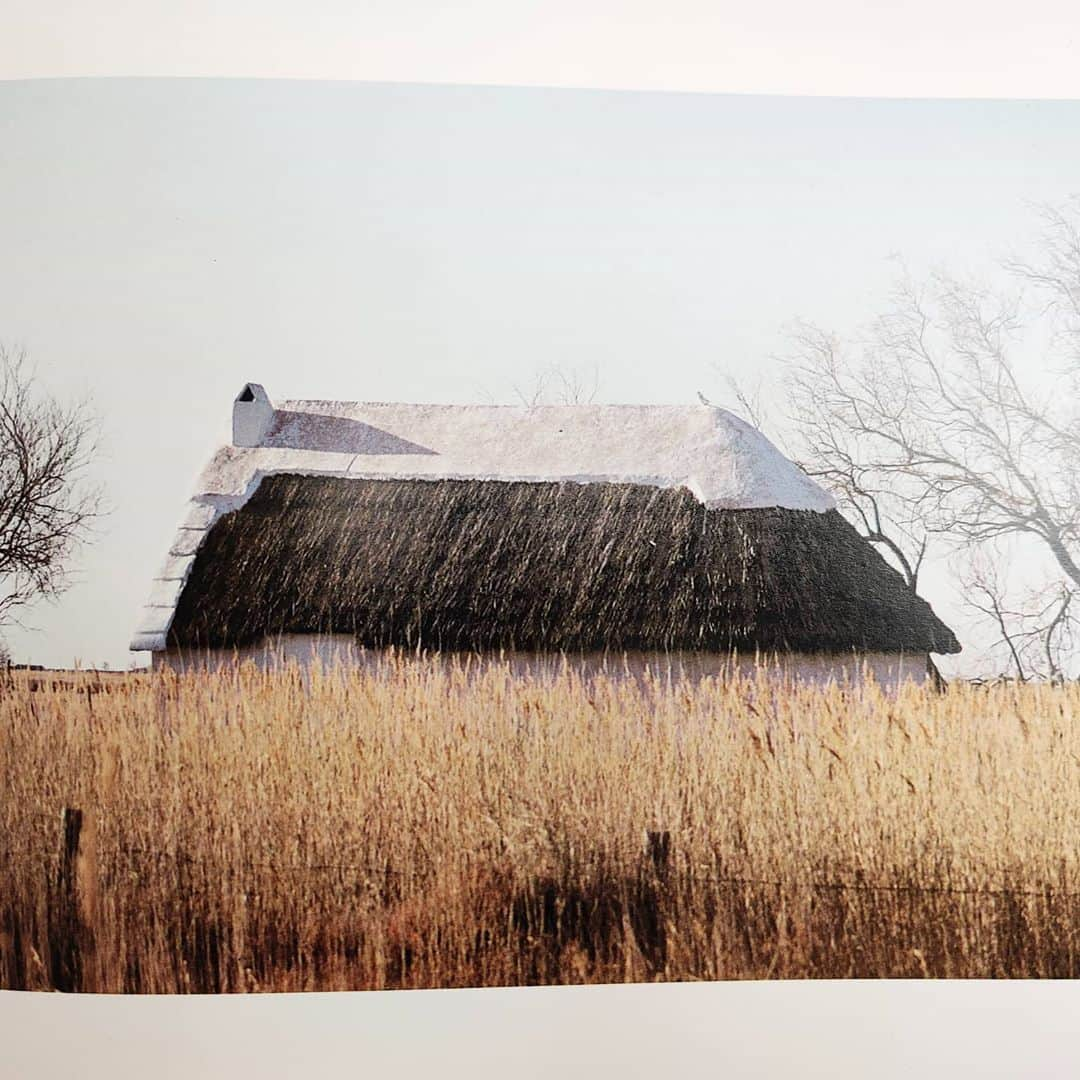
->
<box><xmin>638</xmin><ymin>830</ymin><xmax>673</xmax><ymax>976</ymax></box>
<box><xmin>646</xmin><ymin>830</ymin><xmax>672</xmax><ymax>882</ymax></box>
<box><xmin>54</xmin><ymin>806</ymin><xmax>98</xmax><ymax>992</ymax></box>
<box><xmin>54</xmin><ymin>807</ymin><xmax>82</xmax><ymax>991</ymax></box>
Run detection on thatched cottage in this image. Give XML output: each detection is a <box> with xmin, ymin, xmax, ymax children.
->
<box><xmin>130</xmin><ymin>383</ymin><xmax>960</xmax><ymax>684</ymax></box>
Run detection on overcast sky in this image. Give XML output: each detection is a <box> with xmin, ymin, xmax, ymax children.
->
<box><xmin>2</xmin><ymin>79</ymin><xmax>1079</xmax><ymax>670</ymax></box>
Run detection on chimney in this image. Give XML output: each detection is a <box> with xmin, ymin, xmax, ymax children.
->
<box><xmin>232</xmin><ymin>383</ymin><xmax>274</xmax><ymax>447</ymax></box>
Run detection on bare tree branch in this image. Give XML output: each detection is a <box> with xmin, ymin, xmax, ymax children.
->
<box><xmin>0</xmin><ymin>345</ymin><xmax>101</xmax><ymax>639</ymax></box>
<box><xmin>512</xmin><ymin>362</ymin><xmax>601</xmax><ymax>406</ymax></box>
<box><xmin>959</xmin><ymin>549</ymin><xmax>1077</xmax><ymax>681</ymax></box>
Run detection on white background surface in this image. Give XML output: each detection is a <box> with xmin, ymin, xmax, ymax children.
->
<box><xmin>3</xmin><ymin>2</ymin><xmax>1080</xmax><ymax>1078</ymax></box>
<box><xmin>1</xmin><ymin>0</ymin><xmax>1079</xmax><ymax>99</ymax></box>
<box><xmin>3</xmin><ymin>980</ymin><xmax>1080</xmax><ymax>1078</ymax></box>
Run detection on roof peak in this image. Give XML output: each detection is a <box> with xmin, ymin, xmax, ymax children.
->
<box><xmin>209</xmin><ymin>395</ymin><xmax>834</xmax><ymax>513</ymax></box>
<box><xmin>276</xmin><ymin>398</ymin><xmax>737</xmax><ymax>412</ymax></box>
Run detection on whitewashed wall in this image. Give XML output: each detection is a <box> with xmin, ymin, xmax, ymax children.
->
<box><xmin>151</xmin><ymin>634</ymin><xmax>930</xmax><ymax>689</ymax></box>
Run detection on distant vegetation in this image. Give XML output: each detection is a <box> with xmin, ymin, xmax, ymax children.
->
<box><xmin>3</xmin><ymin>659</ymin><xmax>1080</xmax><ymax>991</ymax></box>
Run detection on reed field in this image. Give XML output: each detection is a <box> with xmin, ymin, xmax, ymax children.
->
<box><xmin>2</xmin><ymin>657</ymin><xmax>1080</xmax><ymax>992</ymax></box>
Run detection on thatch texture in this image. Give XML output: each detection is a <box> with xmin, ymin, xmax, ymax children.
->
<box><xmin>167</xmin><ymin>475</ymin><xmax>960</xmax><ymax>655</ymax></box>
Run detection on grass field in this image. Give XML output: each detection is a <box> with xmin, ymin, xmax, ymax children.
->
<box><xmin>2</xmin><ymin>657</ymin><xmax>1079</xmax><ymax>991</ymax></box>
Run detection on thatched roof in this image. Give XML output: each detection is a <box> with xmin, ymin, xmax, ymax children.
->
<box><xmin>131</xmin><ymin>386</ymin><xmax>959</xmax><ymax>655</ymax></box>
<box><xmin>132</xmin><ymin>388</ymin><xmax>846</xmax><ymax>651</ymax></box>
<box><xmin>164</xmin><ymin>475</ymin><xmax>960</xmax><ymax>656</ymax></box>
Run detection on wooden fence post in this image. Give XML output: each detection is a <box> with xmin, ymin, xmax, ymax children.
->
<box><xmin>646</xmin><ymin>830</ymin><xmax>672</xmax><ymax>882</ymax></box>
<box><xmin>53</xmin><ymin>807</ymin><xmax>82</xmax><ymax>991</ymax></box>
<box><xmin>54</xmin><ymin>806</ymin><xmax>98</xmax><ymax>992</ymax></box>
<box><xmin>638</xmin><ymin>830</ymin><xmax>673</xmax><ymax>975</ymax></box>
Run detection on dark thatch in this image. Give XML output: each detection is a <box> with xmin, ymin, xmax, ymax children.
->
<box><xmin>168</xmin><ymin>475</ymin><xmax>961</xmax><ymax>655</ymax></box>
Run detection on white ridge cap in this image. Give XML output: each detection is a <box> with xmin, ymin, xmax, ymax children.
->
<box><xmin>198</xmin><ymin>401</ymin><xmax>834</xmax><ymax>511</ymax></box>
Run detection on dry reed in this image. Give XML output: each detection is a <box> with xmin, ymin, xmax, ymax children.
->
<box><xmin>2</xmin><ymin>657</ymin><xmax>1078</xmax><ymax>991</ymax></box>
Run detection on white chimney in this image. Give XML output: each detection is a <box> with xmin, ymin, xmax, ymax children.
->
<box><xmin>232</xmin><ymin>383</ymin><xmax>274</xmax><ymax>447</ymax></box>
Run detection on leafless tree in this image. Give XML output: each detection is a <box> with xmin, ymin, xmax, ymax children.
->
<box><xmin>0</xmin><ymin>345</ymin><xmax>100</xmax><ymax>637</ymax></box>
<box><xmin>759</xmin><ymin>199</ymin><xmax>1080</xmax><ymax>677</ymax></box>
<box><xmin>959</xmin><ymin>549</ymin><xmax>1076</xmax><ymax>682</ymax></box>
<box><xmin>513</xmin><ymin>362</ymin><xmax>601</xmax><ymax>406</ymax></box>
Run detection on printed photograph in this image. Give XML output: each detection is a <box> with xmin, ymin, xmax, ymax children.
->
<box><xmin>2</xmin><ymin>79</ymin><xmax>1079</xmax><ymax>991</ymax></box>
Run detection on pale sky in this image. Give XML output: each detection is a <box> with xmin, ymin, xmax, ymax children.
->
<box><xmin>3</xmin><ymin>79</ymin><xmax>1080</xmax><ymax>669</ymax></box>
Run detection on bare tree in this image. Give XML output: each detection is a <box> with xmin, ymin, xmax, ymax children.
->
<box><xmin>761</xmin><ymin>200</ymin><xmax>1080</xmax><ymax>677</ymax></box>
<box><xmin>513</xmin><ymin>362</ymin><xmax>601</xmax><ymax>406</ymax></box>
<box><xmin>959</xmin><ymin>549</ymin><xmax>1076</xmax><ymax>683</ymax></box>
<box><xmin>789</xmin><ymin>269</ymin><xmax>1080</xmax><ymax>578</ymax></box>
<box><xmin>0</xmin><ymin>346</ymin><xmax>100</xmax><ymax>635</ymax></box>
